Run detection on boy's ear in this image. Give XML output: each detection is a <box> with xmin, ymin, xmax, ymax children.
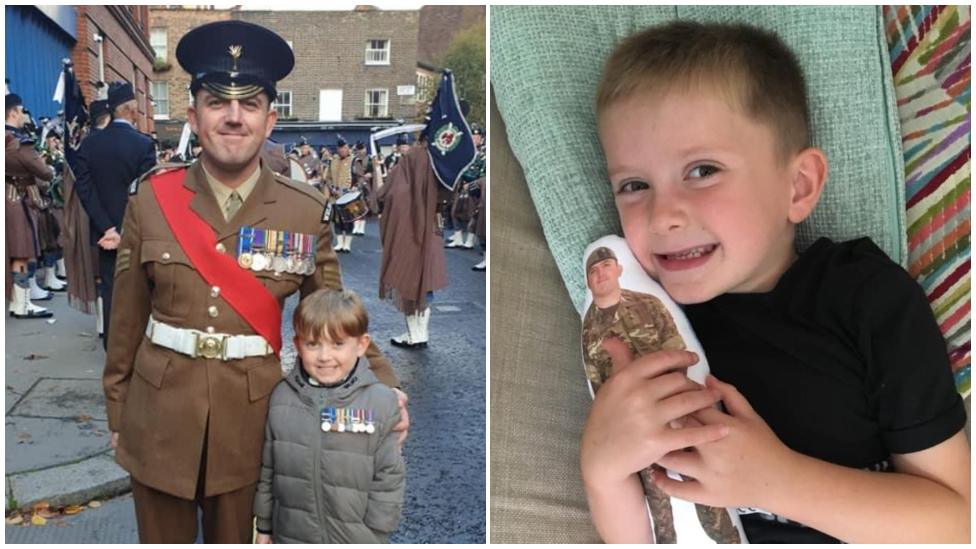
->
<box><xmin>787</xmin><ymin>147</ymin><xmax>828</xmax><ymax>224</ymax></box>
<box><xmin>357</xmin><ymin>334</ymin><xmax>371</xmax><ymax>357</ymax></box>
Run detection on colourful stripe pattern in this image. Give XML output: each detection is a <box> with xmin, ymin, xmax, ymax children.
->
<box><xmin>884</xmin><ymin>5</ymin><xmax>971</xmax><ymax>396</ymax></box>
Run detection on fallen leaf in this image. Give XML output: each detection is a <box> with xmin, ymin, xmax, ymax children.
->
<box><xmin>32</xmin><ymin>501</ymin><xmax>49</xmax><ymax>514</ymax></box>
<box><xmin>38</xmin><ymin>508</ymin><xmax>57</xmax><ymax>519</ymax></box>
<box><xmin>23</xmin><ymin>354</ymin><xmax>49</xmax><ymax>361</ymax></box>
<box><xmin>87</xmin><ymin>500</ymin><xmax>101</xmax><ymax>509</ymax></box>
<box><xmin>31</xmin><ymin>514</ymin><xmax>47</xmax><ymax>526</ymax></box>
<box><xmin>63</xmin><ymin>505</ymin><xmax>84</xmax><ymax>516</ymax></box>
<box><xmin>18</xmin><ymin>432</ymin><xmax>32</xmax><ymax>441</ymax></box>
<box><xmin>76</xmin><ymin>414</ymin><xmax>93</xmax><ymax>423</ymax></box>
<box><xmin>5</xmin><ymin>514</ymin><xmax>23</xmax><ymax>525</ymax></box>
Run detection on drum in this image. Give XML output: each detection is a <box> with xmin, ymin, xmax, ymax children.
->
<box><xmin>335</xmin><ymin>190</ymin><xmax>369</xmax><ymax>223</ymax></box>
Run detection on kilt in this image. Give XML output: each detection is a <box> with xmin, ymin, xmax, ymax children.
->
<box><xmin>6</xmin><ymin>183</ymin><xmax>40</xmax><ymax>259</ymax></box>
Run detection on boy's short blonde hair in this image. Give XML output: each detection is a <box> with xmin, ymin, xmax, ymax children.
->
<box><xmin>596</xmin><ymin>21</ymin><xmax>810</xmax><ymax>160</ymax></box>
<box><xmin>293</xmin><ymin>288</ymin><xmax>369</xmax><ymax>342</ymax></box>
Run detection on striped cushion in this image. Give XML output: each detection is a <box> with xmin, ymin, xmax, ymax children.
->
<box><xmin>884</xmin><ymin>5</ymin><xmax>971</xmax><ymax>396</ymax></box>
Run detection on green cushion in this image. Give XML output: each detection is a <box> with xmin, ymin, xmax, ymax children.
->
<box><xmin>491</xmin><ymin>6</ymin><xmax>906</xmax><ymax>309</ymax></box>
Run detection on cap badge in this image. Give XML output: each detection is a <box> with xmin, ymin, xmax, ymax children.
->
<box><xmin>228</xmin><ymin>44</ymin><xmax>243</xmax><ymax>74</ymax></box>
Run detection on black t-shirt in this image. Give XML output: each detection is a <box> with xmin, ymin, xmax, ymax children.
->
<box><xmin>684</xmin><ymin>237</ymin><xmax>966</xmax><ymax>544</ymax></box>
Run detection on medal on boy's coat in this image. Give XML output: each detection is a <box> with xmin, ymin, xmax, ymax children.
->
<box><xmin>320</xmin><ymin>406</ymin><xmax>376</xmax><ymax>434</ymax></box>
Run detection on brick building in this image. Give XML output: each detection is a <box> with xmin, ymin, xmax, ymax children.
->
<box><xmin>146</xmin><ymin>6</ymin><xmax>231</xmax><ymax>142</ymax></box>
<box><xmin>5</xmin><ymin>5</ymin><xmax>155</xmax><ymax>132</ymax></box>
<box><xmin>235</xmin><ymin>7</ymin><xmax>420</xmax><ymax>123</ymax></box>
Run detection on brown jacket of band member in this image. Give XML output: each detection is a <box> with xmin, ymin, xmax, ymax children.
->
<box><xmin>6</xmin><ymin>130</ymin><xmax>54</xmax><ymax>185</ymax></box>
<box><xmin>326</xmin><ymin>155</ymin><xmax>353</xmax><ymax>194</ymax></box>
<box><xmin>103</xmin><ymin>160</ymin><xmax>398</xmax><ymax>500</ymax></box>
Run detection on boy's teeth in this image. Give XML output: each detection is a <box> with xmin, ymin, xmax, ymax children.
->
<box><xmin>667</xmin><ymin>245</ymin><xmax>714</xmax><ymax>260</ymax></box>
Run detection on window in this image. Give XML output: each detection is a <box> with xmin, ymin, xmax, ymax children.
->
<box><xmin>273</xmin><ymin>90</ymin><xmax>292</xmax><ymax>118</ymax></box>
<box><xmin>150</xmin><ymin>28</ymin><xmax>167</xmax><ymax>62</ymax></box>
<box><xmin>416</xmin><ymin>72</ymin><xmax>435</xmax><ymax>104</ymax></box>
<box><xmin>364</xmin><ymin>88</ymin><xmax>388</xmax><ymax>118</ymax></box>
<box><xmin>365</xmin><ymin>39</ymin><xmax>390</xmax><ymax>65</ymax></box>
<box><xmin>151</xmin><ymin>81</ymin><xmax>168</xmax><ymax>119</ymax></box>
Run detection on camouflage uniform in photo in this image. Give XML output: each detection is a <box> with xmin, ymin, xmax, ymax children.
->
<box><xmin>581</xmin><ymin>289</ymin><xmax>742</xmax><ymax>543</ymax></box>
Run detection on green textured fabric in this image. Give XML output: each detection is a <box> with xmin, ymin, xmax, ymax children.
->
<box><xmin>491</xmin><ymin>6</ymin><xmax>907</xmax><ymax>309</ymax></box>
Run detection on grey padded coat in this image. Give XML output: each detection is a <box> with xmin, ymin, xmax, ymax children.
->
<box><xmin>253</xmin><ymin>360</ymin><xmax>404</xmax><ymax>543</ymax></box>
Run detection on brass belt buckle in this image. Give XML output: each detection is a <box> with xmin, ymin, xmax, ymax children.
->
<box><xmin>195</xmin><ymin>333</ymin><xmax>227</xmax><ymax>360</ymax></box>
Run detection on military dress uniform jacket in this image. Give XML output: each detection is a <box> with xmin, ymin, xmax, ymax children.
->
<box><xmin>103</xmin><ymin>161</ymin><xmax>398</xmax><ymax>500</ymax></box>
<box><xmin>581</xmin><ymin>288</ymin><xmax>685</xmax><ymax>391</ymax></box>
<box><xmin>73</xmin><ymin>120</ymin><xmax>156</xmax><ymax>244</ymax></box>
<box><xmin>326</xmin><ymin>156</ymin><xmax>353</xmax><ymax>195</ymax></box>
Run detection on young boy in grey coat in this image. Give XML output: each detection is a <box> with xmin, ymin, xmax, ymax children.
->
<box><xmin>254</xmin><ymin>289</ymin><xmax>405</xmax><ymax>543</ymax></box>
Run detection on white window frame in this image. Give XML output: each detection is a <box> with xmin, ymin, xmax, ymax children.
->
<box><xmin>273</xmin><ymin>90</ymin><xmax>293</xmax><ymax>119</ymax></box>
<box><xmin>365</xmin><ymin>39</ymin><xmax>390</xmax><ymax>66</ymax></box>
<box><xmin>151</xmin><ymin>80</ymin><xmax>169</xmax><ymax>119</ymax></box>
<box><xmin>150</xmin><ymin>28</ymin><xmax>167</xmax><ymax>62</ymax></box>
<box><xmin>364</xmin><ymin>88</ymin><xmax>389</xmax><ymax>118</ymax></box>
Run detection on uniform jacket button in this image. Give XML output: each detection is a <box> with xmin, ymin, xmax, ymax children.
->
<box><xmin>216</xmin><ymin>242</ymin><xmax>226</xmax><ymax>253</ymax></box>
<box><xmin>208</xmin><ymin>305</ymin><xmax>219</xmax><ymax>318</ymax></box>
<box><xmin>210</xmin><ymin>286</ymin><xmax>221</xmax><ymax>298</ymax></box>
<box><xmin>161</xmin><ymin>252</ymin><xmax>171</xmax><ymax>260</ymax></box>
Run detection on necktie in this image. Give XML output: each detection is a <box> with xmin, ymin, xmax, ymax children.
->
<box><xmin>225</xmin><ymin>191</ymin><xmax>243</xmax><ymax>220</ymax></box>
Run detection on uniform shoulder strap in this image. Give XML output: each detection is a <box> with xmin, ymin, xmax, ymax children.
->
<box><xmin>130</xmin><ymin>162</ymin><xmax>190</xmax><ymax>195</ymax></box>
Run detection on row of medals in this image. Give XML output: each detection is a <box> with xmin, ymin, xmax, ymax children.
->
<box><xmin>237</xmin><ymin>226</ymin><xmax>316</xmax><ymax>275</ymax></box>
<box><xmin>320</xmin><ymin>407</ymin><xmax>376</xmax><ymax>434</ymax></box>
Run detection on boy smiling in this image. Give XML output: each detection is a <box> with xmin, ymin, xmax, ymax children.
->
<box><xmin>582</xmin><ymin>21</ymin><xmax>969</xmax><ymax>543</ymax></box>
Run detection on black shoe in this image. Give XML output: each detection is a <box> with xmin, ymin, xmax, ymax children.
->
<box><xmin>390</xmin><ymin>337</ymin><xmax>428</xmax><ymax>349</ymax></box>
<box><xmin>10</xmin><ymin>309</ymin><xmax>54</xmax><ymax>319</ymax></box>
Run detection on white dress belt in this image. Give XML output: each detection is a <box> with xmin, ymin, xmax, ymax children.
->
<box><xmin>145</xmin><ymin>316</ymin><xmax>274</xmax><ymax>360</ymax></box>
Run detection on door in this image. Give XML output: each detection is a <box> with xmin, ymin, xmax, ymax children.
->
<box><xmin>319</xmin><ymin>89</ymin><xmax>342</xmax><ymax>121</ymax></box>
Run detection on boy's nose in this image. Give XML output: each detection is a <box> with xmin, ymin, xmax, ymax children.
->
<box><xmin>648</xmin><ymin>194</ymin><xmax>688</xmax><ymax>234</ymax></box>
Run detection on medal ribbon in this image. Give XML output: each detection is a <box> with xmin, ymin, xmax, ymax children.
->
<box><xmin>150</xmin><ymin>170</ymin><xmax>283</xmax><ymax>355</ymax></box>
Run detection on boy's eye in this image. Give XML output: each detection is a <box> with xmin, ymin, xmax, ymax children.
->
<box><xmin>687</xmin><ymin>164</ymin><xmax>720</xmax><ymax>179</ymax></box>
<box><xmin>615</xmin><ymin>179</ymin><xmax>649</xmax><ymax>194</ymax></box>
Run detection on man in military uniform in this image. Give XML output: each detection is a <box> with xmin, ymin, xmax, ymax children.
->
<box><xmin>5</xmin><ymin>93</ymin><xmax>56</xmax><ymax>318</ymax></box>
<box><xmin>89</xmin><ymin>99</ymin><xmax>111</xmax><ymax>132</ymax></box>
<box><xmin>295</xmin><ymin>135</ymin><xmax>321</xmax><ymax>184</ymax></box>
<box><xmin>580</xmin><ymin>246</ymin><xmax>742</xmax><ymax>544</ymax></box>
<box><xmin>103</xmin><ymin>20</ymin><xmax>408</xmax><ymax>543</ymax></box>
<box><xmin>350</xmin><ymin>140</ymin><xmax>371</xmax><ymax>235</ymax></box>
<box><xmin>384</xmin><ymin>133</ymin><xmax>411</xmax><ymax>173</ymax></box>
<box><xmin>445</xmin><ymin>125</ymin><xmax>485</xmax><ymax>249</ymax></box>
<box><xmin>325</xmin><ymin>136</ymin><xmax>355</xmax><ymax>252</ymax></box>
<box><xmin>74</xmin><ymin>81</ymin><xmax>157</xmax><ymax>349</ymax></box>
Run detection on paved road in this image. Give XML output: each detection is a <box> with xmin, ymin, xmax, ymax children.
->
<box><xmin>5</xmin><ymin>219</ymin><xmax>486</xmax><ymax>543</ymax></box>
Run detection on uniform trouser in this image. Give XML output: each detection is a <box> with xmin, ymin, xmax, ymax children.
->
<box><xmin>97</xmin><ymin>249</ymin><xmax>116</xmax><ymax>351</ymax></box>
<box><xmin>130</xmin><ymin>429</ymin><xmax>256</xmax><ymax>543</ymax></box>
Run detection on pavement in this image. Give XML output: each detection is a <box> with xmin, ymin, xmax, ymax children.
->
<box><xmin>5</xmin><ymin>218</ymin><xmax>486</xmax><ymax>543</ymax></box>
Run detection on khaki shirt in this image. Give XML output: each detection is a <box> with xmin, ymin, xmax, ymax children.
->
<box><xmin>581</xmin><ymin>288</ymin><xmax>684</xmax><ymax>392</ymax></box>
<box><xmin>202</xmin><ymin>162</ymin><xmax>261</xmax><ymax>220</ymax></box>
<box><xmin>104</xmin><ymin>161</ymin><xmax>397</xmax><ymax>499</ymax></box>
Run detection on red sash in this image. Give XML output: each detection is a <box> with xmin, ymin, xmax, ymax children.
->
<box><xmin>150</xmin><ymin>169</ymin><xmax>282</xmax><ymax>356</ymax></box>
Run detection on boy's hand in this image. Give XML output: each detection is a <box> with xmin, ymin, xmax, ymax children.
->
<box><xmin>255</xmin><ymin>533</ymin><xmax>273</xmax><ymax>544</ymax></box>
<box><xmin>651</xmin><ymin>374</ymin><xmax>795</xmax><ymax>509</ymax></box>
<box><xmin>580</xmin><ymin>350</ymin><xmax>729</xmax><ymax>488</ymax></box>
